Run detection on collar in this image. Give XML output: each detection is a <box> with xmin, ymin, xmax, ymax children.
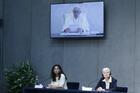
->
<box><xmin>102</xmin><ymin>76</ymin><xmax>112</xmax><ymax>83</ymax></box>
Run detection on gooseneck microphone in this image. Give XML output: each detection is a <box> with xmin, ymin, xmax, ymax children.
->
<box><xmin>35</xmin><ymin>75</ymin><xmax>51</xmax><ymax>88</ymax></box>
<box><xmin>86</xmin><ymin>78</ymin><xmax>99</xmax><ymax>87</ymax></box>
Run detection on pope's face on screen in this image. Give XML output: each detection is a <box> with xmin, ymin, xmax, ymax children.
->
<box><xmin>73</xmin><ymin>7</ymin><xmax>81</xmax><ymax>19</ymax></box>
<box><xmin>53</xmin><ymin>66</ymin><xmax>60</xmax><ymax>75</ymax></box>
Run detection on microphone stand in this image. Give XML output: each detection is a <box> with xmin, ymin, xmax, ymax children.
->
<box><xmin>35</xmin><ymin>75</ymin><xmax>51</xmax><ymax>88</ymax></box>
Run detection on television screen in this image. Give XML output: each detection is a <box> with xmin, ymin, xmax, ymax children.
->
<box><xmin>51</xmin><ymin>2</ymin><xmax>104</xmax><ymax>38</ymax></box>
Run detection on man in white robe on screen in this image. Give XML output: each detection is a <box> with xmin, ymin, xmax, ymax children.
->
<box><xmin>62</xmin><ymin>7</ymin><xmax>90</xmax><ymax>33</ymax></box>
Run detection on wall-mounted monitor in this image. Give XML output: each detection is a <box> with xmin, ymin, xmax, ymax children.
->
<box><xmin>51</xmin><ymin>2</ymin><xmax>104</xmax><ymax>38</ymax></box>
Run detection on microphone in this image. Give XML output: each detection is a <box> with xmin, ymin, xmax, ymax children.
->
<box><xmin>35</xmin><ymin>75</ymin><xmax>51</xmax><ymax>88</ymax></box>
<box><xmin>39</xmin><ymin>76</ymin><xmax>51</xmax><ymax>84</ymax></box>
<box><xmin>82</xmin><ymin>79</ymin><xmax>99</xmax><ymax>91</ymax></box>
<box><xmin>85</xmin><ymin>78</ymin><xmax>99</xmax><ymax>87</ymax></box>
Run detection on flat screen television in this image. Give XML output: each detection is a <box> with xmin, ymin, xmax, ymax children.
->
<box><xmin>51</xmin><ymin>2</ymin><xmax>104</xmax><ymax>38</ymax></box>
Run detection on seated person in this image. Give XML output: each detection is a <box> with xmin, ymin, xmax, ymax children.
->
<box><xmin>95</xmin><ymin>67</ymin><xmax>117</xmax><ymax>91</ymax></box>
<box><xmin>48</xmin><ymin>64</ymin><xmax>67</xmax><ymax>89</ymax></box>
<box><xmin>62</xmin><ymin>7</ymin><xmax>89</xmax><ymax>33</ymax></box>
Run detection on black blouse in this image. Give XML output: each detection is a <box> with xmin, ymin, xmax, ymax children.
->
<box><xmin>95</xmin><ymin>77</ymin><xmax>117</xmax><ymax>91</ymax></box>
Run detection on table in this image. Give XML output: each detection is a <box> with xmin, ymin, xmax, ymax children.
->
<box><xmin>23</xmin><ymin>88</ymin><xmax>124</xmax><ymax>93</ymax></box>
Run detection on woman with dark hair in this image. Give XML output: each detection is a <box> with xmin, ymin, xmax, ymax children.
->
<box><xmin>95</xmin><ymin>67</ymin><xmax>117</xmax><ymax>91</ymax></box>
<box><xmin>48</xmin><ymin>64</ymin><xmax>67</xmax><ymax>89</ymax></box>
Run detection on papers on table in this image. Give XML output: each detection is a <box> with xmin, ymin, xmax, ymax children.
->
<box><xmin>34</xmin><ymin>84</ymin><xmax>43</xmax><ymax>88</ymax></box>
<box><xmin>82</xmin><ymin>86</ymin><xmax>93</xmax><ymax>91</ymax></box>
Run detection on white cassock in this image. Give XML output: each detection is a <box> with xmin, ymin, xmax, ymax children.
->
<box><xmin>62</xmin><ymin>13</ymin><xmax>90</xmax><ymax>32</ymax></box>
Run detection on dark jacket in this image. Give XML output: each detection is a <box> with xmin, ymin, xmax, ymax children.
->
<box><xmin>95</xmin><ymin>77</ymin><xmax>117</xmax><ymax>91</ymax></box>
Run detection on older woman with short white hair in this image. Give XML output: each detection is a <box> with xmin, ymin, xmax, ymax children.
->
<box><xmin>95</xmin><ymin>67</ymin><xmax>117</xmax><ymax>91</ymax></box>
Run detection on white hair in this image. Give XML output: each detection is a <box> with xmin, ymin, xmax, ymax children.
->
<box><xmin>102</xmin><ymin>67</ymin><xmax>111</xmax><ymax>73</ymax></box>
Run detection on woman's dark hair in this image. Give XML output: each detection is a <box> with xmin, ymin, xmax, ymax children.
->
<box><xmin>51</xmin><ymin>64</ymin><xmax>67</xmax><ymax>81</ymax></box>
